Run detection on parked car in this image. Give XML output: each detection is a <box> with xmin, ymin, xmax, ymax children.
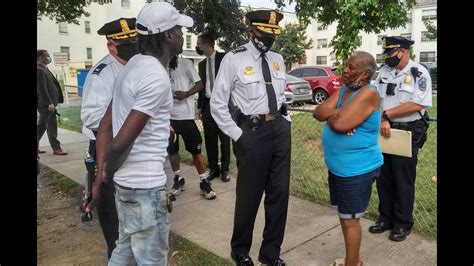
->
<box><xmin>288</xmin><ymin>66</ymin><xmax>342</xmax><ymax>104</ymax></box>
<box><xmin>420</xmin><ymin>62</ymin><xmax>437</xmax><ymax>90</ymax></box>
<box><xmin>284</xmin><ymin>74</ymin><xmax>312</xmax><ymax>106</ymax></box>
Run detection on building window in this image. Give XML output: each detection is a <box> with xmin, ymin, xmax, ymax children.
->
<box><xmin>60</xmin><ymin>46</ymin><xmax>70</xmax><ymax>60</ymax></box>
<box><xmin>421</xmin><ymin>31</ymin><xmax>436</xmax><ymax>42</ymax></box>
<box><xmin>407</xmin><ymin>12</ymin><xmax>412</xmax><ymax>23</ymax></box>
<box><xmin>121</xmin><ymin>0</ymin><xmax>130</xmax><ymax>8</ymax></box>
<box><xmin>376</xmin><ymin>54</ymin><xmax>385</xmax><ymax>64</ymax></box>
<box><xmin>422</xmin><ymin>9</ymin><xmax>437</xmax><ymax>21</ymax></box>
<box><xmin>87</xmin><ymin>48</ymin><xmax>92</xmax><ymax>60</ymax></box>
<box><xmin>186</xmin><ymin>35</ymin><xmax>191</xmax><ymax>49</ymax></box>
<box><xmin>317</xmin><ymin>24</ymin><xmax>327</xmax><ymax>31</ymax></box>
<box><xmin>420</xmin><ymin>51</ymin><xmax>436</xmax><ymax>63</ymax></box>
<box><xmin>85</xmin><ymin>21</ymin><xmax>91</xmax><ymax>34</ymax></box>
<box><xmin>401</xmin><ymin>33</ymin><xmax>412</xmax><ymax>40</ymax></box>
<box><xmin>317</xmin><ymin>39</ymin><xmax>328</xmax><ymax>49</ymax></box>
<box><xmin>58</xmin><ymin>23</ymin><xmax>68</xmax><ymax>34</ymax></box>
<box><xmin>316</xmin><ymin>56</ymin><xmax>327</xmax><ymax>65</ymax></box>
<box><xmin>377</xmin><ymin>35</ymin><xmax>387</xmax><ymax>45</ymax></box>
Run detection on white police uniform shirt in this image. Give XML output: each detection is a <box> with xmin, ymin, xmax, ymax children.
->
<box><xmin>170</xmin><ymin>58</ymin><xmax>201</xmax><ymax>120</ymax></box>
<box><xmin>210</xmin><ymin>41</ymin><xmax>290</xmax><ymax>142</ymax></box>
<box><xmin>80</xmin><ymin>54</ymin><xmax>123</xmax><ymax>140</ymax></box>
<box><xmin>204</xmin><ymin>51</ymin><xmax>216</xmax><ymax>98</ymax></box>
<box><xmin>376</xmin><ymin>59</ymin><xmax>432</xmax><ymax>122</ymax></box>
<box><xmin>111</xmin><ymin>54</ymin><xmax>173</xmax><ymax>189</ymax></box>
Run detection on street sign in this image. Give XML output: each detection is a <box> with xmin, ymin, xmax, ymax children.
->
<box><xmin>53</xmin><ymin>52</ymin><xmax>69</xmax><ymax>66</ymax></box>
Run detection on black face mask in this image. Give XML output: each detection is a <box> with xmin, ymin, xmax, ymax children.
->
<box><xmin>116</xmin><ymin>43</ymin><xmax>139</xmax><ymax>62</ymax></box>
<box><xmin>251</xmin><ymin>36</ymin><xmax>275</xmax><ymax>53</ymax></box>
<box><xmin>195</xmin><ymin>46</ymin><xmax>204</xmax><ymax>55</ymax></box>
<box><xmin>385</xmin><ymin>54</ymin><xmax>401</xmax><ymax>68</ymax></box>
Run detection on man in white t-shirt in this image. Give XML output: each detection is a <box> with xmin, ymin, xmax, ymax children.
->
<box><xmin>85</xmin><ymin>2</ymin><xmax>193</xmax><ymax>265</ymax></box>
<box><xmin>168</xmin><ymin>55</ymin><xmax>217</xmax><ymax>199</ymax></box>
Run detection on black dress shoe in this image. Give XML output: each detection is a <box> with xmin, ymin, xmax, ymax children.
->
<box><xmin>258</xmin><ymin>254</ymin><xmax>286</xmax><ymax>266</ymax></box>
<box><xmin>231</xmin><ymin>252</ymin><xmax>254</xmax><ymax>266</ymax></box>
<box><xmin>389</xmin><ymin>228</ymin><xmax>411</xmax><ymax>242</ymax></box>
<box><xmin>221</xmin><ymin>172</ymin><xmax>230</xmax><ymax>182</ymax></box>
<box><xmin>368</xmin><ymin>221</ymin><xmax>393</xmax><ymax>234</ymax></box>
<box><xmin>208</xmin><ymin>170</ymin><xmax>220</xmax><ymax>180</ymax></box>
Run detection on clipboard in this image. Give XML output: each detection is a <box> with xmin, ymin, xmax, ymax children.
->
<box><xmin>378</xmin><ymin>129</ymin><xmax>412</xmax><ymax>158</ymax></box>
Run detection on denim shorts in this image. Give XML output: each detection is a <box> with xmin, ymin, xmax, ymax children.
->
<box><xmin>108</xmin><ymin>183</ymin><xmax>169</xmax><ymax>266</ymax></box>
<box><xmin>328</xmin><ymin>167</ymin><xmax>380</xmax><ymax>219</ymax></box>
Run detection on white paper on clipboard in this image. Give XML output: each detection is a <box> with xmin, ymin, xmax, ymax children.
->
<box><xmin>378</xmin><ymin>129</ymin><xmax>412</xmax><ymax>157</ymax></box>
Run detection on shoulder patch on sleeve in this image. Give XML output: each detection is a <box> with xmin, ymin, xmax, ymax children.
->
<box><xmin>231</xmin><ymin>46</ymin><xmax>247</xmax><ymax>54</ymax></box>
<box><xmin>92</xmin><ymin>63</ymin><xmax>108</xmax><ymax>75</ymax></box>
<box><xmin>418</xmin><ymin>77</ymin><xmax>427</xmax><ymax>91</ymax></box>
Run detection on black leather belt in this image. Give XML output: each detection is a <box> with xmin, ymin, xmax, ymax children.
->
<box><xmin>244</xmin><ymin>113</ymin><xmax>278</xmax><ymax>122</ymax></box>
<box><xmin>391</xmin><ymin>121</ymin><xmax>416</xmax><ymax>130</ymax></box>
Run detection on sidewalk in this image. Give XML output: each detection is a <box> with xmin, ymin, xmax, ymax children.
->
<box><xmin>39</xmin><ymin>128</ymin><xmax>437</xmax><ymax>265</ymax></box>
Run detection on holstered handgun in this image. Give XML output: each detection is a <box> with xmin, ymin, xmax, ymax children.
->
<box><xmin>80</xmin><ymin>150</ymin><xmax>96</xmax><ymax>222</ymax></box>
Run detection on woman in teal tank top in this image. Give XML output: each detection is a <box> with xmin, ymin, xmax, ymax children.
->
<box><xmin>313</xmin><ymin>51</ymin><xmax>382</xmax><ymax>266</ymax></box>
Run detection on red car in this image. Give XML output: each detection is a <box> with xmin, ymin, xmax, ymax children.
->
<box><xmin>288</xmin><ymin>66</ymin><xmax>342</xmax><ymax>104</ymax></box>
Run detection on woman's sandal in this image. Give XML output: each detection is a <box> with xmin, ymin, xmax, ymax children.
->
<box><xmin>331</xmin><ymin>258</ymin><xmax>363</xmax><ymax>266</ymax></box>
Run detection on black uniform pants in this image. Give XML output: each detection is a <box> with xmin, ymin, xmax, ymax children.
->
<box><xmin>88</xmin><ymin>140</ymin><xmax>119</xmax><ymax>259</ymax></box>
<box><xmin>376</xmin><ymin>139</ymin><xmax>419</xmax><ymax>231</ymax></box>
<box><xmin>37</xmin><ymin>111</ymin><xmax>60</xmax><ymax>150</ymax></box>
<box><xmin>202</xmin><ymin>98</ymin><xmax>230</xmax><ymax>174</ymax></box>
<box><xmin>231</xmin><ymin>115</ymin><xmax>291</xmax><ymax>260</ymax></box>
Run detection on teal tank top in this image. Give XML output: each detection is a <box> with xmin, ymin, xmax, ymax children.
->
<box><xmin>322</xmin><ymin>85</ymin><xmax>383</xmax><ymax>177</ymax></box>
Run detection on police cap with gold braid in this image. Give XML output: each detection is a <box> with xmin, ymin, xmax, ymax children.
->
<box><xmin>382</xmin><ymin>36</ymin><xmax>415</xmax><ymax>54</ymax></box>
<box><xmin>245</xmin><ymin>10</ymin><xmax>283</xmax><ymax>35</ymax></box>
<box><xmin>97</xmin><ymin>18</ymin><xmax>137</xmax><ymax>44</ymax></box>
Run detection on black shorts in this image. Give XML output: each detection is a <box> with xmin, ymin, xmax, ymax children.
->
<box><xmin>167</xmin><ymin>119</ymin><xmax>202</xmax><ymax>155</ymax></box>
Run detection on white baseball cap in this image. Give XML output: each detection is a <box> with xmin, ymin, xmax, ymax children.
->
<box><xmin>136</xmin><ymin>2</ymin><xmax>193</xmax><ymax>35</ymax></box>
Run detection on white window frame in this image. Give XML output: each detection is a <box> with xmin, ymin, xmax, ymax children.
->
<box><xmin>58</xmin><ymin>23</ymin><xmax>68</xmax><ymax>34</ymax></box>
<box><xmin>317</xmin><ymin>39</ymin><xmax>328</xmax><ymax>49</ymax></box>
<box><xmin>85</xmin><ymin>21</ymin><xmax>91</xmax><ymax>34</ymax></box>
<box><xmin>87</xmin><ymin>48</ymin><xmax>93</xmax><ymax>60</ymax></box>
<box><xmin>316</xmin><ymin>56</ymin><xmax>327</xmax><ymax>65</ymax></box>
<box><xmin>420</xmin><ymin>51</ymin><xmax>436</xmax><ymax>63</ymax></box>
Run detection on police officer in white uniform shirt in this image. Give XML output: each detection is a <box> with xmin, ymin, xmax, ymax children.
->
<box><xmin>369</xmin><ymin>36</ymin><xmax>432</xmax><ymax>242</ymax></box>
<box><xmin>210</xmin><ymin>10</ymin><xmax>291</xmax><ymax>266</ymax></box>
<box><xmin>88</xmin><ymin>3</ymin><xmax>194</xmax><ymax>264</ymax></box>
<box><xmin>167</xmin><ymin>55</ymin><xmax>217</xmax><ymax>199</ymax></box>
<box><xmin>79</xmin><ymin>17</ymin><xmax>138</xmax><ymax>260</ymax></box>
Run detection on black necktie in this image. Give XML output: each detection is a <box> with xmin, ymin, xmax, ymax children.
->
<box><xmin>261</xmin><ymin>53</ymin><xmax>278</xmax><ymax>115</ymax></box>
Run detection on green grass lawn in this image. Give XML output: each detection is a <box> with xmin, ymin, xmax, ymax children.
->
<box><xmin>55</xmin><ymin>95</ymin><xmax>437</xmax><ymax>239</ymax></box>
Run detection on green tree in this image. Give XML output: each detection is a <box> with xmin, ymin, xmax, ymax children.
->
<box><xmin>280</xmin><ymin>0</ymin><xmax>416</xmax><ymax>66</ymax></box>
<box><xmin>273</xmin><ymin>23</ymin><xmax>313</xmax><ymax>71</ymax></box>
<box><xmin>37</xmin><ymin>0</ymin><xmax>112</xmax><ymax>24</ymax></box>
<box><xmin>179</xmin><ymin>0</ymin><xmax>248</xmax><ymax>52</ymax></box>
<box><xmin>423</xmin><ymin>19</ymin><xmax>437</xmax><ymax>40</ymax></box>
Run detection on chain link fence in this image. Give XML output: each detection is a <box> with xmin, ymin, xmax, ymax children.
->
<box><xmin>179</xmin><ymin>103</ymin><xmax>437</xmax><ymax>240</ymax></box>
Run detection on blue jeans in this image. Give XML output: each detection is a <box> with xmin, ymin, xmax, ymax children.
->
<box><xmin>108</xmin><ymin>183</ymin><xmax>169</xmax><ymax>266</ymax></box>
<box><xmin>328</xmin><ymin>167</ymin><xmax>381</xmax><ymax>219</ymax></box>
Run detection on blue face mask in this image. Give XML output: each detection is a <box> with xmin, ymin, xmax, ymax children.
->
<box><xmin>46</xmin><ymin>56</ymin><xmax>52</xmax><ymax>65</ymax></box>
<box><xmin>347</xmin><ymin>73</ymin><xmax>366</xmax><ymax>90</ymax></box>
